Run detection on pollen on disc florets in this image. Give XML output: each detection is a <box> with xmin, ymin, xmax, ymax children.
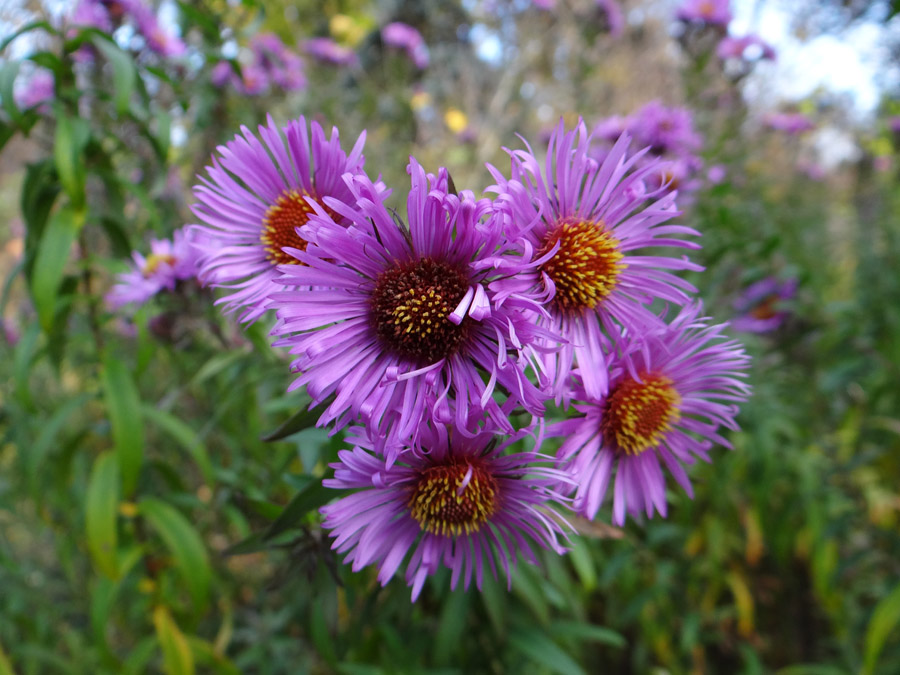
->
<box><xmin>408</xmin><ymin>457</ymin><xmax>499</xmax><ymax>537</ymax></box>
<box><xmin>260</xmin><ymin>189</ymin><xmax>333</xmax><ymax>265</ymax></box>
<box><xmin>600</xmin><ymin>374</ymin><xmax>682</xmax><ymax>455</ymax></box>
<box><xmin>371</xmin><ymin>257</ymin><xmax>472</xmax><ymax>363</ymax></box>
<box><xmin>537</xmin><ymin>218</ymin><xmax>626</xmax><ymax>313</ymax></box>
<box><xmin>143</xmin><ymin>254</ymin><xmax>176</xmax><ymax>278</ymax></box>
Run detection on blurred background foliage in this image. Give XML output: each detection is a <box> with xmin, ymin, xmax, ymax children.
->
<box><xmin>1</xmin><ymin>0</ymin><xmax>900</xmax><ymax>673</ymax></box>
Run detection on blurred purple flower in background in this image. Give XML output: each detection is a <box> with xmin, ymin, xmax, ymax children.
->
<box><xmin>106</xmin><ymin>227</ymin><xmax>199</xmax><ymax>309</ymax></box>
<box><xmin>69</xmin><ymin>0</ymin><xmax>114</xmax><ymax>32</ymax></box>
<box><xmin>302</xmin><ymin>37</ymin><xmax>359</xmax><ymax>66</ymax></box>
<box><xmin>251</xmin><ymin>33</ymin><xmax>306</xmax><ymax>91</ymax></box>
<box><xmin>382</xmin><ymin>22</ymin><xmax>430</xmax><ymax>69</ymax></box>
<box><xmin>732</xmin><ymin>277</ymin><xmax>797</xmax><ymax>333</ymax></box>
<box><xmin>717</xmin><ymin>34</ymin><xmax>776</xmax><ymax>61</ymax></box>
<box><xmin>120</xmin><ymin>0</ymin><xmax>186</xmax><ymax>57</ymax></box>
<box><xmin>676</xmin><ymin>0</ymin><xmax>733</xmax><ymax>27</ymax></box>
<box><xmin>596</xmin><ymin>0</ymin><xmax>625</xmax><ymax>38</ymax></box>
<box><xmin>764</xmin><ymin>112</ymin><xmax>815</xmax><ymax>134</ymax></box>
<box><xmin>14</xmin><ymin>70</ymin><xmax>54</xmax><ymax>111</ymax></box>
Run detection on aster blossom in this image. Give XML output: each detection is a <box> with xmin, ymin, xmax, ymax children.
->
<box><xmin>732</xmin><ymin>277</ymin><xmax>796</xmax><ymax>333</ymax></box>
<box><xmin>106</xmin><ymin>227</ymin><xmax>199</xmax><ymax>309</ymax></box>
<box><xmin>488</xmin><ymin>119</ymin><xmax>702</xmax><ymax>401</ymax></box>
<box><xmin>550</xmin><ymin>302</ymin><xmax>750</xmax><ymax>525</ymax></box>
<box><xmin>189</xmin><ymin>115</ymin><xmax>370</xmax><ymax>323</ymax></box>
<box><xmin>269</xmin><ymin>159</ymin><xmax>552</xmax><ymax>457</ymax></box>
<box><xmin>320</xmin><ymin>421</ymin><xmax>572</xmax><ymax>601</ymax></box>
<box><xmin>382</xmin><ymin>22</ymin><xmax>430</xmax><ymax>69</ymax></box>
<box><xmin>676</xmin><ymin>0</ymin><xmax>732</xmax><ymax>27</ymax></box>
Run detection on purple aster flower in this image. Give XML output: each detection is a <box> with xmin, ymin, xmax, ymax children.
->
<box><xmin>69</xmin><ymin>0</ymin><xmax>114</xmax><ymax>32</ymax></box>
<box><xmin>551</xmin><ymin>302</ymin><xmax>750</xmax><ymax>525</ymax></box>
<box><xmin>628</xmin><ymin>101</ymin><xmax>703</xmax><ymax>158</ymax></box>
<box><xmin>596</xmin><ymin>0</ymin><xmax>625</xmax><ymax>38</ymax></box>
<box><xmin>487</xmin><ymin>119</ymin><xmax>702</xmax><ymax>401</ymax></box>
<box><xmin>269</xmin><ymin>160</ymin><xmax>552</xmax><ymax>456</ymax></box>
<box><xmin>706</xmin><ymin>164</ymin><xmax>727</xmax><ymax>185</ymax></box>
<box><xmin>189</xmin><ymin>115</ymin><xmax>369</xmax><ymax>324</ymax></box>
<box><xmin>302</xmin><ymin>37</ymin><xmax>359</xmax><ymax>66</ymax></box>
<box><xmin>14</xmin><ymin>70</ymin><xmax>54</xmax><ymax>111</ymax></box>
<box><xmin>320</xmin><ymin>422</ymin><xmax>572</xmax><ymax>601</ymax></box>
<box><xmin>732</xmin><ymin>277</ymin><xmax>796</xmax><ymax>333</ymax></box>
<box><xmin>888</xmin><ymin>116</ymin><xmax>900</xmax><ymax>134</ymax></box>
<box><xmin>251</xmin><ymin>33</ymin><xmax>306</xmax><ymax>91</ymax></box>
<box><xmin>676</xmin><ymin>0</ymin><xmax>732</xmax><ymax>27</ymax></box>
<box><xmin>717</xmin><ymin>34</ymin><xmax>776</xmax><ymax>61</ymax></box>
<box><xmin>114</xmin><ymin>0</ymin><xmax>185</xmax><ymax>58</ymax></box>
<box><xmin>106</xmin><ymin>227</ymin><xmax>199</xmax><ymax>309</ymax></box>
<box><xmin>382</xmin><ymin>22</ymin><xmax>430</xmax><ymax>69</ymax></box>
<box><xmin>764</xmin><ymin>112</ymin><xmax>815</xmax><ymax>134</ymax></box>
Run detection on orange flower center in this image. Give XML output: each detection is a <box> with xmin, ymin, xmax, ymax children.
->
<box><xmin>408</xmin><ymin>458</ymin><xmax>498</xmax><ymax>536</ymax></box>
<box><xmin>601</xmin><ymin>374</ymin><xmax>681</xmax><ymax>455</ymax></box>
<box><xmin>537</xmin><ymin>218</ymin><xmax>625</xmax><ymax>313</ymax></box>
<box><xmin>260</xmin><ymin>189</ymin><xmax>335</xmax><ymax>265</ymax></box>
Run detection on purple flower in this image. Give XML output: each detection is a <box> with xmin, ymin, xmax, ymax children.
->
<box><xmin>106</xmin><ymin>227</ymin><xmax>199</xmax><ymax>309</ymax></box>
<box><xmin>382</xmin><ymin>22</ymin><xmax>430</xmax><ymax>69</ymax></box>
<box><xmin>888</xmin><ymin>116</ymin><xmax>900</xmax><ymax>134</ymax></box>
<box><xmin>764</xmin><ymin>112</ymin><xmax>815</xmax><ymax>134</ymax></box>
<box><xmin>189</xmin><ymin>115</ymin><xmax>370</xmax><ymax>324</ymax></box>
<box><xmin>717</xmin><ymin>34</ymin><xmax>776</xmax><ymax>61</ymax></box>
<box><xmin>302</xmin><ymin>38</ymin><xmax>359</xmax><ymax>66</ymax></box>
<box><xmin>676</xmin><ymin>0</ymin><xmax>732</xmax><ymax>27</ymax></box>
<box><xmin>268</xmin><ymin>161</ymin><xmax>550</xmax><ymax>456</ymax></box>
<box><xmin>251</xmin><ymin>33</ymin><xmax>306</xmax><ymax>91</ymax></box>
<box><xmin>732</xmin><ymin>277</ymin><xmax>796</xmax><ymax>333</ymax></box>
<box><xmin>487</xmin><ymin>119</ymin><xmax>702</xmax><ymax>401</ymax></box>
<box><xmin>14</xmin><ymin>70</ymin><xmax>54</xmax><ymax>111</ymax></box>
<box><xmin>119</xmin><ymin>0</ymin><xmax>186</xmax><ymax>58</ymax></box>
<box><xmin>596</xmin><ymin>0</ymin><xmax>625</xmax><ymax>38</ymax></box>
<box><xmin>69</xmin><ymin>0</ymin><xmax>114</xmax><ymax>32</ymax></box>
<box><xmin>706</xmin><ymin>164</ymin><xmax>727</xmax><ymax>184</ymax></box>
<box><xmin>320</xmin><ymin>422</ymin><xmax>572</xmax><ymax>601</ymax></box>
<box><xmin>628</xmin><ymin>101</ymin><xmax>703</xmax><ymax>158</ymax></box>
<box><xmin>551</xmin><ymin>302</ymin><xmax>750</xmax><ymax>525</ymax></box>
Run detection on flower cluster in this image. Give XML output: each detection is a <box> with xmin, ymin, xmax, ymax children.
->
<box><xmin>69</xmin><ymin>0</ymin><xmax>186</xmax><ymax>58</ymax></box>
<box><xmin>211</xmin><ymin>33</ymin><xmax>306</xmax><ymax>96</ymax></box>
<box><xmin>181</xmin><ymin>115</ymin><xmax>749</xmax><ymax>599</ymax></box>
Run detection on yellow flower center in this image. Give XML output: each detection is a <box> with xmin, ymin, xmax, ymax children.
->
<box><xmin>537</xmin><ymin>218</ymin><xmax>625</xmax><ymax>313</ymax></box>
<box><xmin>601</xmin><ymin>374</ymin><xmax>681</xmax><ymax>455</ymax></box>
<box><xmin>260</xmin><ymin>189</ymin><xmax>335</xmax><ymax>266</ymax></box>
<box><xmin>143</xmin><ymin>253</ymin><xmax>176</xmax><ymax>278</ymax></box>
<box><xmin>408</xmin><ymin>458</ymin><xmax>498</xmax><ymax>536</ymax></box>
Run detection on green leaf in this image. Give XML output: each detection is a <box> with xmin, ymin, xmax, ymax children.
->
<box><xmin>0</xmin><ymin>638</ymin><xmax>15</xmax><ymax>675</ymax></box>
<box><xmin>92</xmin><ymin>38</ymin><xmax>136</xmax><ymax>115</ymax></box>
<box><xmin>30</xmin><ymin>206</ymin><xmax>80</xmax><ymax>332</ymax></box>
<box><xmin>53</xmin><ymin>111</ymin><xmax>89</xmax><ymax>208</ymax></box>
<box><xmin>776</xmin><ymin>666</ymin><xmax>849</xmax><ymax>675</ymax></box>
<box><xmin>85</xmin><ymin>452</ymin><xmax>120</xmax><ymax>579</ymax></box>
<box><xmin>0</xmin><ymin>19</ymin><xmax>56</xmax><ymax>53</ymax></box>
<box><xmin>140</xmin><ymin>498</ymin><xmax>211</xmax><ymax>612</ymax></box>
<box><xmin>141</xmin><ymin>405</ymin><xmax>214</xmax><ymax>486</ymax></box>
<box><xmin>260</xmin><ymin>404</ymin><xmax>321</xmax><ymax>442</ymax></box>
<box><xmin>434</xmin><ymin>589</ymin><xmax>470</xmax><ymax>665</ymax></box>
<box><xmin>28</xmin><ymin>393</ymin><xmax>91</xmax><ymax>490</ymax></box>
<box><xmin>862</xmin><ymin>582</ymin><xmax>900</xmax><ymax>675</ymax></box>
<box><xmin>509</xmin><ymin>629</ymin><xmax>587</xmax><ymax>675</ymax></box>
<box><xmin>549</xmin><ymin>620</ymin><xmax>626</xmax><ymax>648</ymax></box>
<box><xmin>13</xmin><ymin>322</ymin><xmax>40</xmax><ymax>407</ymax></box>
<box><xmin>0</xmin><ymin>60</ymin><xmax>21</xmax><ymax>123</ymax></box>
<box><xmin>264</xmin><ymin>480</ymin><xmax>332</xmax><ymax>541</ymax></box>
<box><xmin>221</xmin><ymin>531</ymin><xmax>268</xmax><ymax>557</ymax></box>
<box><xmin>153</xmin><ymin>606</ymin><xmax>195</xmax><ymax>675</ymax></box>
<box><xmin>186</xmin><ymin>638</ymin><xmax>240</xmax><ymax>675</ymax></box>
<box><xmin>102</xmin><ymin>354</ymin><xmax>144</xmax><ymax>497</ymax></box>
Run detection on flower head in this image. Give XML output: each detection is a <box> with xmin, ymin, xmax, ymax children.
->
<box><xmin>251</xmin><ymin>33</ymin><xmax>306</xmax><ymax>91</ymax></box>
<box><xmin>488</xmin><ymin>119</ymin><xmax>702</xmax><ymax>400</ymax></box>
<box><xmin>302</xmin><ymin>37</ymin><xmax>359</xmax><ymax>66</ymax></box>
<box><xmin>382</xmin><ymin>22</ymin><xmax>430</xmax><ymax>69</ymax></box>
<box><xmin>676</xmin><ymin>0</ymin><xmax>732</xmax><ymax>27</ymax></box>
<box><xmin>106</xmin><ymin>227</ymin><xmax>199</xmax><ymax>309</ymax></box>
<box><xmin>189</xmin><ymin>115</ymin><xmax>370</xmax><ymax>323</ymax></box>
<box><xmin>552</xmin><ymin>302</ymin><xmax>750</xmax><ymax>524</ymax></box>
<box><xmin>764</xmin><ymin>112</ymin><xmax>815</xmax><ymax>134</ymax></box>
<box><xmin>732</xmin><ymin>277</ymin><xmax>796</xmax><ymax>333</ymax></box>
<box><xmin>14</xmin><ymin>70</ymin><xmax>54</xmax><ymax>111</ymax></box>
<box><xmin>321</xmin><ymin>422</ymin><xmax>572</xmax><ymax>600</ymax></box>
<box><xmin>269</xmin><ymin>160</ymin><xmax>552</xmax><ymax>456</ymax></box>
<box><xmin>119</xmin><ymin>0</ymin><xmax>186</xmax><ymax>57</ymax></box>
